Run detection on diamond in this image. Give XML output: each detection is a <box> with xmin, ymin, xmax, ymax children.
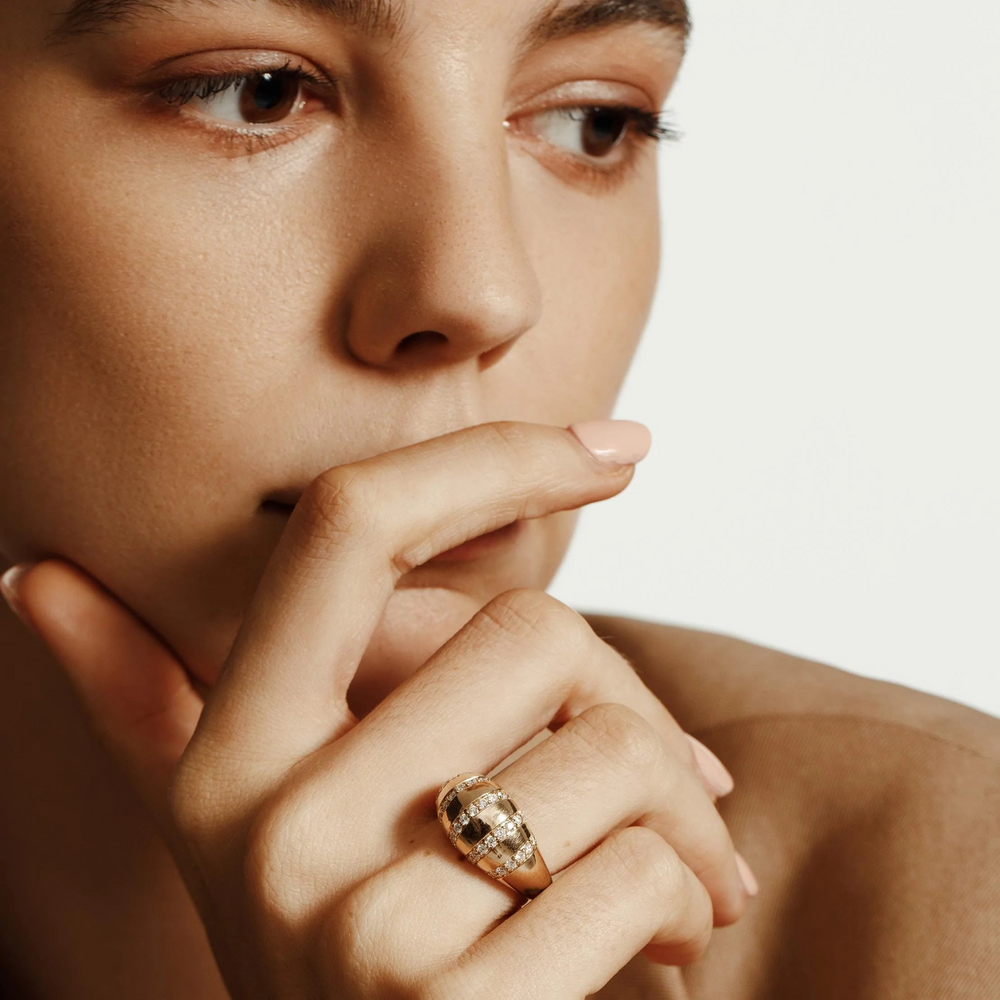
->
<box><xmin>500</xmin><ymin>841</ymin><xmax>535</xmax><ymax>875</ymax></box>
<box><xmin>437</xmin><ymin>775</ymin><xmax>490</xmax><ymax>818</ymax></box>
<box><xmin>464</xmin><ymin>811</ymin><xmax>524</xmax><ymax>862</ymax></box>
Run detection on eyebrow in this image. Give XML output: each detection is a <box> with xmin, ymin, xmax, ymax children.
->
<box><xmin>43</xmin><ymin>0</ymin><xmax>401</xmax><ymax>42</ymax></box>
<box><xmin>43</xmin><ymin>0</ymin><xmax>690</xmax><ymax>50</ymax></box>
<box><xmin>525</xmin><ymin>0</ymin><xmax>690</xmax><ymax>53</ymax></box>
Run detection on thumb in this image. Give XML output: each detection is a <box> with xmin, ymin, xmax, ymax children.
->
<box><xmin>1</xmin><ymin>559</ymin><xmax>204</xmax><ymax>838</ymax></box>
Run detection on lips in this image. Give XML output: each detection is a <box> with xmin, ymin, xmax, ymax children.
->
<box><xmin>426</xmin><ymin>520</ymin><xmax>523</xmax><ymax>561</ymax></box>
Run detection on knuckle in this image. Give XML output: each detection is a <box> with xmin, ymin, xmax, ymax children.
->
<box><xmin>473</xmin><ymin>422</ymin><xmax>566</xmax><ymax>516</ymax></box>
<box><xmin>241</xmin><ymin>794</ymin><xmax>318</xmax><ymax>924</ymax></box>
<box><xmin>297</xmin><ymin>470</ymin><xmax>375</xmax><ymax>556</ymax></box>
<box><xmin>477</xmin><ymin>420</ymin><xmax>564</xmax><ymax>475</ymax></box>
<box><xmin>478</xmin><ymin>420</ymin><xmax>531</xmax><ymax>463</ymax></box>
<box><xmin>167</xmin><ymin>737</ymin><xmax>262</xmax><ymax>843</ymax></box>
<box><xmin>713</xmin><ymin>868</ymin><xmax>748</xmax><ymax>927</ymax></box>
<box><xmin>477</xmin><ymin>588</ymin><xmax>593</xmax><ymax>656</ymax></box>
<box><xmin>667</xmin><ymin>879</ymin><xmax>714</xmax><ymax>963</ymax></box>
<box><xmin>167</xmin><ymin>757</ymin><xmax>218</xmax><ymax>842</ymax></box>
<box><xmin>606</xmin><ymin>829</ymin><xmax>713</xmax><ymax>965</ymax></box>
<box><xmin>242</xmin><ymin>806</ymin><xmax>295</xmax><ymax>920</ymax></box>
<box><xmin>319</xmin><ymin>874</ymin><xmax>397</xmax><ymax>994</ymax></box>
<box><xmin>607</xmin><ymin>826</ymin><xmax>685</xmax><ymax>900</ymax></box>
<box><xmin>572</xmin><ymin>702</ymin><xmax>666</xmax><ymax>775</ymax></box>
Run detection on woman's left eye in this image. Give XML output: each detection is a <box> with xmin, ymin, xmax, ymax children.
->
<box><xmin>519</xmin><ymin>105</ymin><xmax>677</xmax><ymax>160</ymax></box>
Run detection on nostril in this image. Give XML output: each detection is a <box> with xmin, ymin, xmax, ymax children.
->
<box><xmin>398</xmin><ymin>330</ymin><xmax>447</xmax><ymax>353</ymax></box>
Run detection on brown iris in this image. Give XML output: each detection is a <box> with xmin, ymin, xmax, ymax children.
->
<box><xmin>580</xmin><ymin>108</ymin><xmax>630</xmax><ymax>157</ymax></box>
<box><xmin>236</xmin><ymin>71</ymin><xmax>302</xmax><ymax>125</ymax></box>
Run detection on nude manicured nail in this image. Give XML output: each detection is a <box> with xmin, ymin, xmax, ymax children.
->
<box><xmin>685</xmin><ymin>733</ymin><xmax>735</xmax><ymax>797</ymax></box>
<box><xmin>568</xmin><ymin>420</ymin><xmax>651</xmax><ymax>465</ymax></box>
<box><xmin>735</xmin><ymin>852</ymin><xmax>760</xmax><ymax>898</ymax></box>
<box><xmin>1</xmin><ymin>564</ymin><xmax>31</xmax><ymax>624</ymax></box>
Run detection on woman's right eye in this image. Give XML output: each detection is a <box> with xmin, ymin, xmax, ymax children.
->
<box><xmin>155</xmin><ymin>60</ymin><xmax>335</xmax><ymax>128</ymax></box>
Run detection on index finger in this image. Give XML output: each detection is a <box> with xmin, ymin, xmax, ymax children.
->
<box><xmin>192</xmin><ymin>420</ymin><xmax>649</xmax><ymax>767</ymax></box>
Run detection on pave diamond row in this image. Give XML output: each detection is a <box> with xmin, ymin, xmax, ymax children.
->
<box><xmin>437</xmin><ymin>775</ymin><xmax>490</xmax><ymax>819</ymax></box>
<box><xmin>449</xmin><ymin>788</ymin><xmax>509</xmax><ymax>844</ymax></box>
<box><xmin>465</xmin><ymin>811</ymin><xmax>525</xmax><ymax>864</ymax></box>
<box><xmin>489</xmin><ymin>834</ymin><xmax>538</xmax><ymax>879</ymax></box>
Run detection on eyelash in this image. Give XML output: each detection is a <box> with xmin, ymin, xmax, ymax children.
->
<box><xmin>152</xmin><ymin>59</ymin><xmax>681</xmax><ymax>179</ymax></box>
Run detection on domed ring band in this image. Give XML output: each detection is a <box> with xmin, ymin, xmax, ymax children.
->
<box><xmin>435</xmin><ymin>772</ymin><xmax>552</xmax><ymax>899</ymax></box>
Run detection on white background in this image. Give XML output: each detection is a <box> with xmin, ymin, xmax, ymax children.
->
<box><xmin>549</xmin><ymin>0</ymin><xmax>1000</xmax><ymax>717</ymax></box>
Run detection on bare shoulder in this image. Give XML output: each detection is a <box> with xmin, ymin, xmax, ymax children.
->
<box><xmin>580</xmin><ymin>610</ymin><xmax>1000</xmax><ymax>762</ymax></box>
<box><xmin>580</xmin><ymin>612</ymin><xmax>1000</xmax><ymax>999</ymax></box>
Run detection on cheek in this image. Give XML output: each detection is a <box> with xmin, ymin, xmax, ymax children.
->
<box><xmin>0</xmin><ymin>88</ymin><xmax>337</xmax><ymax>671</ymax></box>
<box><xmin>498</xmin><ymin>154</ymin><xmax>661</xmax><ymax>423</ymax></box>
<box><xmin>0</xmin><ymin>82</ymin><xmax>334</xmax><ymax>520</ymax></box>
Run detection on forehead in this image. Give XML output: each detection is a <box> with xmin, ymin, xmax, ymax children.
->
<box><xmin>41</xmin><ymin>0</ymin><xmax>690</xmax><ymax>53</ymax></box>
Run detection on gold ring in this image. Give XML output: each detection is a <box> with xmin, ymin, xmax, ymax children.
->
<box><xmin>435</xmin><ymin>772</ymin><xmax>552</xmax><ymax>899</ymax></box>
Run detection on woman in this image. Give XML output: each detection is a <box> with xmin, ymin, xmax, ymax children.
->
<box><xmin>0</xmin><ymin>0</ymin><xmax>997</xmax><ymax>996</ymax></box>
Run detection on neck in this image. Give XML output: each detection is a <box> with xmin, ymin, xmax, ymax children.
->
<box><xmin>0</xmin><ymin>605</ymin><xmax>227</xmax><ymax>997</ymax></box>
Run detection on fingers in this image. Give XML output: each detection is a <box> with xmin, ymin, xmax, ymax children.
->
<box><xmin>196</xmin><ymin>421</ymin><xmax>642</xmax><ymax>765</ymax></box>
<box><xmin>447</xmin><ymin>826</ymin><xmax>713</xmax><ymax>995</ymax></box>
<box><xmin>489</xmin><ymin>702</ymin><xmax>746</xmax><ymax>926</ymax></box>
<box><xmin>284</xmin><ymin>589</ymin><xmax>745</xmax><ymax>911</ymax></box>
<box><xmin>342</xmin><ymin>699</ymin><xmax>743</xmax><ymax>966</ymax></box>
<box><xmin>292</xmin><ymin>592</ymin><xmax>745</xmax><ymax>923</ymax></box>
<box><xmin>345</xmin><ymin>588</ymin><xmax>694</xmax><ymax>789</ymax></box>
<box><xmin>6</xmin><ymin>560</ymin><xmax>203</xmax><ymax>840</ymax></box>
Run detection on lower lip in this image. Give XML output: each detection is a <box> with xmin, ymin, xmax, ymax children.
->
<box><xmin>427</xmin><ymin>520</ymin><xmax>523</xmax><ymax>562</ymax></box>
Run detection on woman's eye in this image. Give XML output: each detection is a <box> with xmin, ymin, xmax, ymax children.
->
<box><xmin>156</xmin><ymin>63</ymin><xmax>329</xmax><ymax>127</ymax></box>
<box><xmin>212</xmin><ymin>71</ymin><xmax>303</xmax><ymax>125</ymax></box>
<box><xmin>528</xmin><ymin>106</ymin><xmax>634</xmax><ymax>158</ymax></box>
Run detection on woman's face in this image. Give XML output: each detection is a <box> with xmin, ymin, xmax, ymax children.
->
<box><xmin>0</xmin><ymin>0</ymin><xmax>684</xmax><ymax>702</ymax></box>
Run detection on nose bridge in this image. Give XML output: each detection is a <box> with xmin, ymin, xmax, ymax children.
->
<box><xmin>408</xmin><ymin>120</ymin><xmax>537</xmax><ymax>306</ymax></box>
<box><xmin>344</xmin><ymin>63</ymin><xmax>544</xmax><ymax>368</ymax></box>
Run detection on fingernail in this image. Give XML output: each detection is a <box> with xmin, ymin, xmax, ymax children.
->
<box><xmin>735</xmin><ymin>852</ymin><xmax>759</xmax><ymax>898</ymax></box>
<box><xmin>685</xmin><ymin>733</ymin><xmax>735</xmax><ymax>797</ymax></box>
<box><xmin>568</xmin><ymin>420</ymin><xmax>652</xmax><ymax>465</ymax></box>
<box><xmin>1</xmin><ymin>563</ymin><xmax>34</xmax><ymax>627</ymax></box>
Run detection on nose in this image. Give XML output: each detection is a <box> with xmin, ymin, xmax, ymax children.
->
<box><xmin>341</xmin><ymin>116</ymin><xmax>544</xmax><ymax>372</ymax></box>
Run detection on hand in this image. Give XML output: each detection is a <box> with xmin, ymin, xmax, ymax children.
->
<box><xmin>5</xmin><ymin>420</ymin><xmax>754</xmax><ymax>999</ymax></box>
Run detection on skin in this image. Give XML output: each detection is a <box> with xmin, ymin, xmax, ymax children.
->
<box><xmin>0</xmin><ymin>0</ymin><xmax>753</xmax><ymax>994</ymax></box>
<box><xmin>0</xmin><ymin>0</ymin><xmax>671</xmax><ymax>702</ymax></box>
